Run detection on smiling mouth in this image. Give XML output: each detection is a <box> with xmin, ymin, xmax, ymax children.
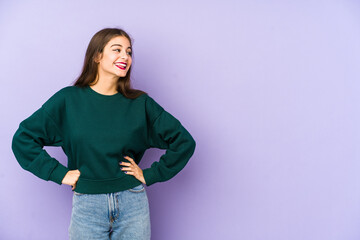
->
<box><xmin>115</xmin><ymin>65</ymin><xmax>126</xmax><ymax>70</ymax></box>
<box><xmin>115</xmin><ymin>62</ymin><xmax>127</xmax><ymax>70</ymax></box>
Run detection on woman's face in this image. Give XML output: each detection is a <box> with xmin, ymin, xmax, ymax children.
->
<box><xmin>96</xmin><ymin>36</ymin><xmax>132</xmax><ymax>79</ymax></box>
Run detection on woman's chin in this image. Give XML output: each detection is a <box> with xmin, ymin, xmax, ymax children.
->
<box><xmin>116</xmin><ymin>73</ymin><xmax>128</xmax><ymax>78</ymax></box>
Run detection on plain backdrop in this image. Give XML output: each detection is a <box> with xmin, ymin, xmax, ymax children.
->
<box><xmin>1</xmin><ymin>0</ymin><xmax>360</xmax><ymax>239</ymax></box>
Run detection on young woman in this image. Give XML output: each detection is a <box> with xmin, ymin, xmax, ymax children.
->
<box><xmin>11</xmin><ymin>28</ymin><xmax>196</xmax><ymax>239</ymax></box>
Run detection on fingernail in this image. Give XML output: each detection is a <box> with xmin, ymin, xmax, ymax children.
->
<box><xmin>125</xmin><ymin>171</ymin><xmax>127</xmax><ymax>173</ymax></box>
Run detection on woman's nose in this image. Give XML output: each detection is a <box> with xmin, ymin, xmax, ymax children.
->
<box><xmin>121</xmin><ymin>52</ymin><xmax>128</xmax><ymax>59</ymax></box>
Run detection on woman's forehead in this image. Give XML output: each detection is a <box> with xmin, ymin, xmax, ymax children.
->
<box><xmin>107</xmin><ymin>36</ymin><xmax>131</xmax><ymax>48</ymax></box>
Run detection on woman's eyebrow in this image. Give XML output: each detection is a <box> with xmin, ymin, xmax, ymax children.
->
<box><xmin>110</xmin><ymin>44</ymin><xmax>132</xmax><ymax>49</ymax></box>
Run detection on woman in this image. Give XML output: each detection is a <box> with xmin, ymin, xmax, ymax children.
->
<box><xmin>11</xmin><ymin>28</ymin><xmax>196</xmax><ymax>239</ymax></box>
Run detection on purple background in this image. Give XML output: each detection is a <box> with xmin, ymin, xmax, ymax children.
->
<box><xmin>1</xmin><ymin>1</ymin><xmax>360</xmax><ymax>239</ymax></box>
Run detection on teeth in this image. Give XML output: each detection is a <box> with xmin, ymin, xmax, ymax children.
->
<box><xmin>117</xmin><ymin>63</ymin><xmax>126</xmax><ymax>67</ymax></box>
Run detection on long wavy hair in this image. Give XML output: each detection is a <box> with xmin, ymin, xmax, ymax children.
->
<box><xmin>72</xmin><ymin>28</ymin><xmax>146</xmax><ymax>99</ymax></box>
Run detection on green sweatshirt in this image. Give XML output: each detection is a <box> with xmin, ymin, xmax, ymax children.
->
<box><xmin>11</xmin><ymin>85</ymin><xmax>196</xmax><ymax>194</ymax></box>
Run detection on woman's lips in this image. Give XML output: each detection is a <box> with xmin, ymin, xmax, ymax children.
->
<box><xmin>115</xmin><ymin>65</ymin><xmax>126</xmax><ymax>70</ymax></box>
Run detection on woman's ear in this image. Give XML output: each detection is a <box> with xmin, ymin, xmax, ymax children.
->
<box><xmin>94</xmin><ymin>52</ymin><xmax>102</xmax><ymax>63</ymax></box>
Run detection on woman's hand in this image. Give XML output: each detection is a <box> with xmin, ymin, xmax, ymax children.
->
<box><xmin>62</xmin><ymin>169</ymin><xmax>81</xmax><ymax>190</ymax></box>
<box><xmin>119</xmin><ymin>156</ymin><xmax>146</xmax><ymax>185</ymax></box>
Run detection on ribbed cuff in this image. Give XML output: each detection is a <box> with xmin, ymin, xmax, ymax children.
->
<box><xmin>143</xmin><ymin>168</ymin><xmax>160</xmax><ymax>187</ymax></box>
<box><xmin>48</xmin><ymin>162</ymin><xmax>69</xmax><ymax>185</ymax></box>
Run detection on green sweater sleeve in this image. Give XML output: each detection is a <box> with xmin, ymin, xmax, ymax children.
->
<box><xmin>11</xmin><ymin>106</ymin><xmax>70</xmax><ymax>185</ymax></box>
<box><xmin>142</xmin><ymin>95</ymin><xmax>196</xmax><ymax>186</ymax></box>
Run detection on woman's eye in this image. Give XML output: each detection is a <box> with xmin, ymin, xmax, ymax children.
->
<box><xmin>113</xmin><ymin>49</ymin><xmax>131</xmax><ymax>56</ymax></box>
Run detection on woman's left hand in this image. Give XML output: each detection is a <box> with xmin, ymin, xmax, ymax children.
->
<box><xmin>119</xmin><ymin>156</ymin><xmax>146</xmax><ymax>184</ymax></box>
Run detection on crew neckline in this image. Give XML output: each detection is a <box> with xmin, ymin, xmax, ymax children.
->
<box><xmin>85</xmin><ymin>85</ymin><xmax>121</xmax><ymax>98</ymax></box>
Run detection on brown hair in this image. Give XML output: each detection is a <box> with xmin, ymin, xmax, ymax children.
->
<box><xmin>72</xmin><ymin>28</ymin><xmax>147</xmax><ymax>99</ymax></box>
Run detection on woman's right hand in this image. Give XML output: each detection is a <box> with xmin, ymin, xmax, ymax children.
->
<box><xmin>62</xmin><ymin>169</ymin><xmax>81</xmax><ymax>190</ymax></box>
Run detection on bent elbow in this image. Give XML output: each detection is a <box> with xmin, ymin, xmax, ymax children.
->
<box><xmin>186</xmin><ymin>134</ymin><xmax>196</xmax><ymax>158</ymax></box>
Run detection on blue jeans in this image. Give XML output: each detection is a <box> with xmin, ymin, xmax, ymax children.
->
<box><xmin>68</xmin><ymin>184</ymin><xmax>151</xmax><ymax>240</ymax></box>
